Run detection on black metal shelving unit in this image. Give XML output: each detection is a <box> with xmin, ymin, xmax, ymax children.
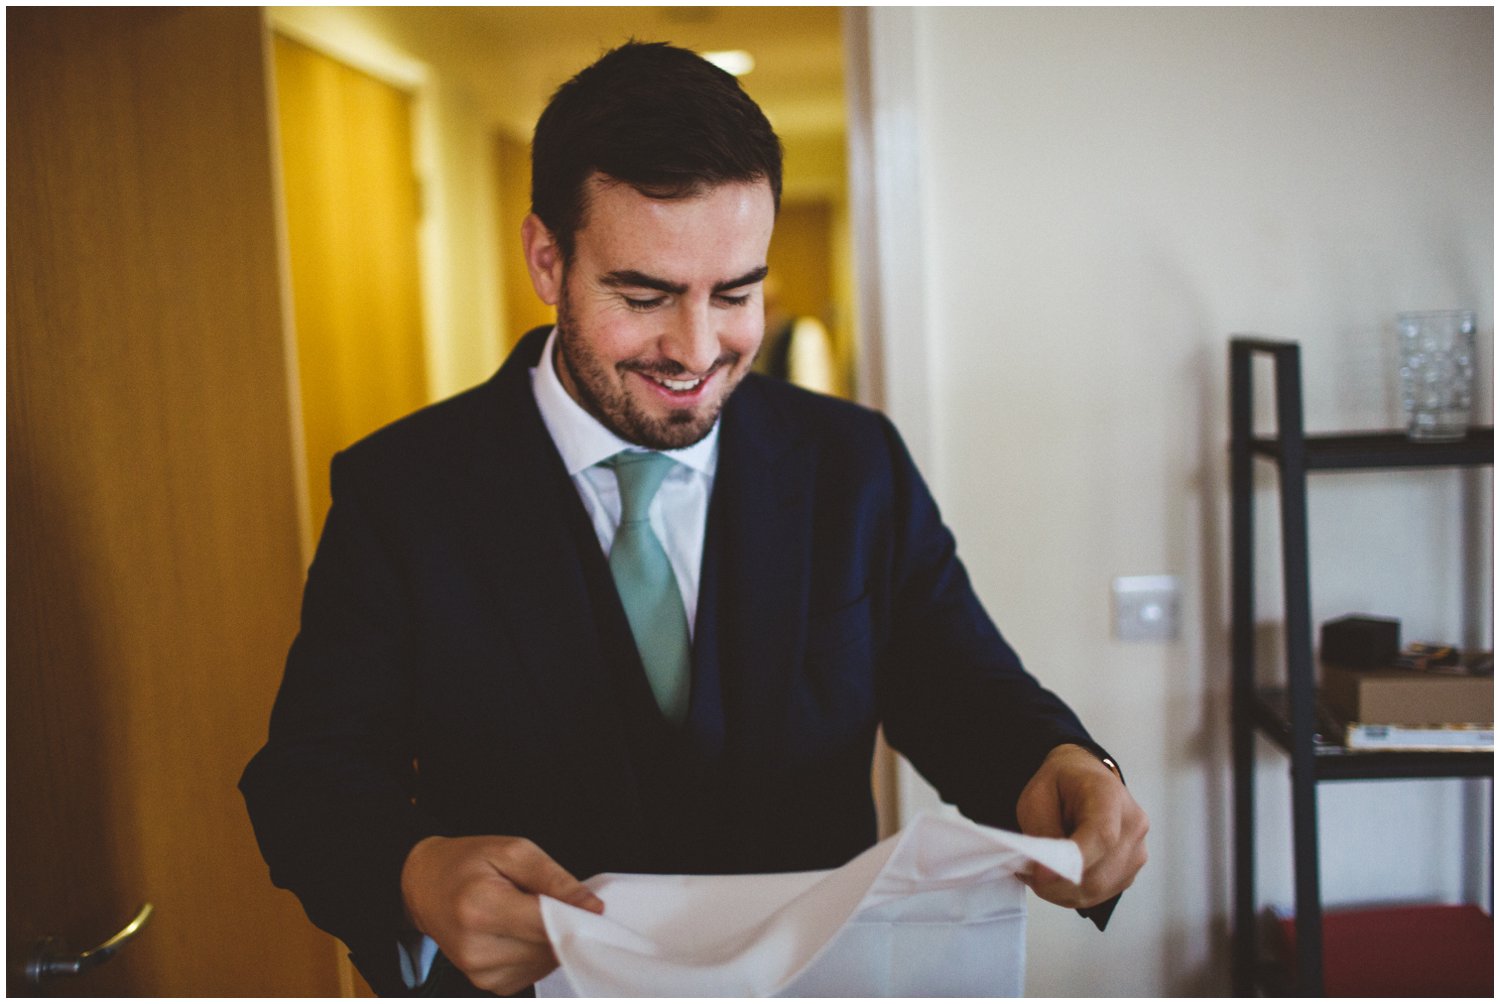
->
<box><xmin>1229</xmin><ymin>337</ymin><xmax>1494</xmax><ymax>995</ymax></box>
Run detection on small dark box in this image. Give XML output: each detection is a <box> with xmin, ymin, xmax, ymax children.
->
<box><xmin>1320</xmin><ymin>615</ymin><xmax>1400</xmax><ymax>667</ymax></box>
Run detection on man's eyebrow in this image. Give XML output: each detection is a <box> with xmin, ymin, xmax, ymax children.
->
<box><xmin>712</xmin><ymin>266</ymin><xmax>769</xmax><ymax>294</ymax></box>
<box><xmin>601</xmin><ymin>270</ymin><xmax>688</xmax><ymax>296</ymax></box>
<box><xmin>599</xmin><ymin>266</ymin><xmax>769</xmax><ymax>297</ymax></box>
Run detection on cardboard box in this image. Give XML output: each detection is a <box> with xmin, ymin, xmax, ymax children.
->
<box><xmin>1321</xmin><ymin>662</ymin><xmax>1493</xmax><ymax>725</ymax></box>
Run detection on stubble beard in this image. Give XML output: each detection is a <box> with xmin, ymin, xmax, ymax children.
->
<box><xmin>554</xmin><ymin>280</ymin><xmax>742</xmax><ymax>451</ymax></box>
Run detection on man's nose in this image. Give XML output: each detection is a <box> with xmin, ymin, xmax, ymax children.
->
<box><xmin>661</xmin><ymin>301</ymin><xmax>720</xmax><ymax>374</ymax></box>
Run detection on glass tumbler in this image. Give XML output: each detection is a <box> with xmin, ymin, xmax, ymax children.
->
<box><xmin>1396</xmin><ymin>309</ymin><xmax>1476</xmax><ymax>441</ymax></box>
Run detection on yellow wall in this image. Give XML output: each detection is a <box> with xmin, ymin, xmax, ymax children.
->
<box><xmin>264</xmin><ymin>7</ymin><xmax>854</xmax><ymax>400</ymax></box>
<box><xmin>273</xmin><ymin>33</ymin><xmax>429</xmax><ymax>534</ymax></box>
<box><xmin>267</xmin><ymin>7</ymin><xmax>507</xmax><ymax>402</ymax></box>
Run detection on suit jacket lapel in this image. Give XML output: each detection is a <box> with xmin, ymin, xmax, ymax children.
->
<box><xmin>709</xmin><ymin>378</ymin><xmax>817</xmax><ymax>766</ymax></box>
<box><xmin>455</xmin><ymin>329</ymin><xmax>645</xmax><ymax>852</ymax></box>
<box><xmin>446</xmin><ymin>338</ymin><xmax>816</xmax><ymax>850</ymax></box>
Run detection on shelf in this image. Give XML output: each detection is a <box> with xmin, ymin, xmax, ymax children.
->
<box><xmin>1252</xmin><ymin>689</ymin><xmax>1494</xmax><ymax>781</ymax></box>
<box><xmin>1250</xmin><ymin>427</ymin><xmax>1493</xmax><ymax>471</ymax></box>
<box><xmin>1229</xmin><ymin>337</ymin><xmax>1495</xmax><ymax>995</ymax></box>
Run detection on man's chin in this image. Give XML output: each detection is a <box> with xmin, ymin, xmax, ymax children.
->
<box><xmin>612</xmin><ymin>380</ymin><xmax>734</xmax><ymax>450</ymax></box>
<box><xmin>625</xmin><ymin>410</ymin><xmax>718</xmax><ymax>451</ymax></box>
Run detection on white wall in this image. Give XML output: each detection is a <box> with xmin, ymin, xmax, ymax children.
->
<box><xmin>872</xmin><ymin>8</ymin><xmax>1492</xmax><ymax>995</ymax></box>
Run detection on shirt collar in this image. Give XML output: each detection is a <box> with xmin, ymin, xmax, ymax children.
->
<box><xmin>530</xmin><ymin>326</ymin><xmax>719</xmax><ymax>477</ymax></box>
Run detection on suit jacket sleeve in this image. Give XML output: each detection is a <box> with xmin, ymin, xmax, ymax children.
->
<box><xmin>240</xmin><ymin>450</ymin><xmax>448</xmax><ymax>996</ymax></box>
<box><xmin>871</xmin><ymin>412</ymin><xmax>1109</xmax><ymax>833</ymax></box>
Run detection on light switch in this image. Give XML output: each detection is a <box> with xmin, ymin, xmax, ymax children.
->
<box><xmin>1112</xmin><ymin>575</ymin><xmax>1181</xmax><ymax>642</ymax></box>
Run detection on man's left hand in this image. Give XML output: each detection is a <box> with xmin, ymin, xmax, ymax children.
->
<box><xmin>1015</xmin><ymin>743</ymin><xmax>1148</xmax><ymax>909</ymax></box>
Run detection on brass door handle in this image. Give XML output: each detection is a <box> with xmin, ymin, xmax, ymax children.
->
<box><xmin>25</xmin><ymin>903</ymin><xmax>154</xmax><ymax>984</ymax></box>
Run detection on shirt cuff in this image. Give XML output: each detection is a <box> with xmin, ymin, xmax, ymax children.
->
<box><xmin>397</xmin><ymin>933</ymin><xmax>440</xmax><ymax>989</ymax></box>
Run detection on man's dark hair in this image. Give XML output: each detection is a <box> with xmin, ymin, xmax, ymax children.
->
<box><xmin>531</xmin><ymin>40</ymin><xmax>783</xmax><ymax>260</ymax></box>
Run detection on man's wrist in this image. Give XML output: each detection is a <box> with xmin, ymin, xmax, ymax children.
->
<box><xmin>1097</xmin><ymin>754</ymin><xmax>1121</xmax><ymax>781</ymax></box>
<box><xmin>1050</xmin><ymin>741</ymin><xmax>1123</xmax><ymax>784</ymax></box>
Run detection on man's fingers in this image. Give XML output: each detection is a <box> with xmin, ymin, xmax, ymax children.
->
<box><xmin>466</xmin><ymin>946</ymin><xmax>563</xmax><ymax>997</ymax></box>
<box><xmin>447</xmin><ymin>924</ymin><xmax>560</xmax><ymax>993</ymax></box>
<box><xmin>403</xmin><ymin>832</ymin><xmax>604</xmax><ymax>993</ymax></box>
<box><xmin>467</xmin><ymin>880</ymin><xmax>551</xmax><ymax>943</ymax></box>
<box><xmin>1065</xmin><ymin>805</ymin><xmax>1115</xmax><ymax>871</ymax></box>
<box><xmin>1015</xmin><ymin>772</ymin><xmax>1067</xmax><ymax>839</ymax></box>
<box><xmin>1013</xmin><ymin>744</ymin><xmax>1149</xmax><ymax>911</ymax></box>
<box><xmin>469</xmin><ymin>958</ymin><xmax>560</xmax><ymax>997</ymax></box>
<box><xmin>488</xmin><ymin>838</ymin><xmax>604</xmax><ymax>914</ymax></box>
<box><xmin>1025</xmin><ymin>869</ymin><xmax>1094</xmax><ymax>909</ymax></box>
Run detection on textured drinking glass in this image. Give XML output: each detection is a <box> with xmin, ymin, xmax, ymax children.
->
<box><xmin>1396</xmin><ymin>310</ymin><xmax>1476</xmax><ymax>441</ymax></box>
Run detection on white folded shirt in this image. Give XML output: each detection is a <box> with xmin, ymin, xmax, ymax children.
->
<box><xmin>536</xmin><ymin>808</ymin><xmax>1082</xmax><ymax>997</ymax></box>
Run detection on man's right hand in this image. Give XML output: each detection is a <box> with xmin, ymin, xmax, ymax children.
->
<box><xmin>400</xmin><ymin>835</ymin><xmax>604</xmax><ymax>994</ymax></box>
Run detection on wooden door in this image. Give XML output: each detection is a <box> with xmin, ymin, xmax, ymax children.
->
<box><xmin>7</xmin><ymin>9</ymin><xmax>340</xmax><ymax>995</ymax></box>
<box><xmin>272</xmin><ymin>33</ymin><xmax>430</xmax><ymax>538</ymax></box>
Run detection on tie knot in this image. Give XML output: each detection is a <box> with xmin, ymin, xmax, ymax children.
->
<box><xmin>604</xmin><ymin>451</ymin><xmax>677</xmax><ymax>523</ymax></box>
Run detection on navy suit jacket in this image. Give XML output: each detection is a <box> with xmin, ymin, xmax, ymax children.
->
<box><xmin>241</xmin><ymin>328</ymin><xmax>1105</xmax><ymax>995</ymax></box>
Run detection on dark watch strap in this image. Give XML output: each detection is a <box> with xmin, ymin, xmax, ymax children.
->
<box><xmin>1077</xmin><ymin>747</ymin><xmax>1124</xmax><ymax>931</ymax></box>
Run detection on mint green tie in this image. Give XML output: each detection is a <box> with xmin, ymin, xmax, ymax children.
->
<box><xmin>603</xmin><ymin>451</ymin><xmax>691</xmax><ymax>725</ymax></box>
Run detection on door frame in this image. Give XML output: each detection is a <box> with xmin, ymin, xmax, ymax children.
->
<box><xmin>843</xmin><ymin>6</ymin><xmax>933</xmax><ymax>470</ymax></box>
<box><xmin>844</xmin><ymin>7</ymin><xmax>945</xmax><ymax>831</ymax></box>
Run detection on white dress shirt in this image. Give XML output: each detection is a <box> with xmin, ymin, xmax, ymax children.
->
<box><xmin>400</xmin><ymin>327</ymin><xmax>721</xmax><ymax>987</ymax></box>
<box><xmin>529</xmin><ymin>326</ymin><xmax>719</xmax><ymax>633</ymax></box>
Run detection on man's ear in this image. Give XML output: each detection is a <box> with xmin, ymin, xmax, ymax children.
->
<box><xmin>521</xmin><ymin>214</ymin><xmax>564</xmax><ymax>306</ymax></box>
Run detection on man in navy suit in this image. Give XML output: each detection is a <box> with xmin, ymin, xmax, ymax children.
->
<box><xmin>242</xmin><ymin>42</ymin><xmax>1147</xmax><ymax>996</ymax></box>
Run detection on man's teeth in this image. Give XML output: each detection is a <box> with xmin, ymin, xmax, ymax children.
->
<box><xmin>656</xmin><ymin>375</ymin><xmax>703</xmax><ymax>392</ymax></box>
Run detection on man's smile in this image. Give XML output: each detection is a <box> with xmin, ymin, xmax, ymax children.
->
<box><xmin>540</xmin><ymin>179</ymin><xmax>773</xmax><ymax>450</ymax></box>
<box><xmin>625</xmin><ymin>356</ymin><xmax>737</xmax><ymax>406</ymax></box>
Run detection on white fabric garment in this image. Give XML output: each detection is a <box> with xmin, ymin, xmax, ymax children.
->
<box><xmin>535</xmin><ymin>809</ymin><xmax>1083</xmax><ymax>997</ymax></box>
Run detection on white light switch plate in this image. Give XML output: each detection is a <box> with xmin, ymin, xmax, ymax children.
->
<box><xmin>1112</xmin><ymin>575</ymin><xmax>1181</xmax><ymax>642</ymax></box>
